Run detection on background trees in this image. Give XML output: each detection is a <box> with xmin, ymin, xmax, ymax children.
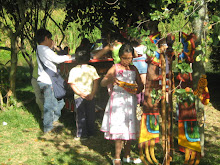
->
<box><xmin>0</xmin><ymin>0</ymin><xmax>68</xmax><ymax>98</ymax></box>
<box><xmin>64</xmin><ymin>0</ymin><xmax>219</xmax><ymax>68</ymax></box>
<box><xmin>0</xmin><ymin>0</ymin><xmax>219</xmax><ymax>104</ymax></box>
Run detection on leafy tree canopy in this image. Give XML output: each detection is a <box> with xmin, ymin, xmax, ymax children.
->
<box><xmin>63</xmin><ymin>0</ymin><xmax>179</xmax><ymax>34</ymax></box>
<box><xmin>63</xmin><ymin>0</ymin><xmax>220</xmax><ymax>70</ymax></box>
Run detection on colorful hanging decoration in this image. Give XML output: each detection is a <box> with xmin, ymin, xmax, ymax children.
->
<box><xmin>149</xmin><ymin>32</ymin><xmax>161</xmax><ymax>44</ymax></box>
<box><xmin>139</xmin><ymin>32</ymin><xmax>206</xmax><ymax>165</ymax></box>
<box><xmin>194</xmin><ymin>74</ymin><xmax>210</xmax><ymax>105</ymax></box>
<box><xmin>149</xmin><ymin>32</ymin><xmax>161</xmax><ymax>66</ymax></box>
<box><xmin>178</xmin><ymin>32</ymin><xmax>196</xmax><ymax>63</ymax></box>
<box><xmin>139</xmin><ymin>32</ymin><xmax>162</xmax><ymax>165</ymax></box>
<box><xmin>176</xmin><ymin>32</ymin><xmax>202</xmax><ymax>165</ymax></box>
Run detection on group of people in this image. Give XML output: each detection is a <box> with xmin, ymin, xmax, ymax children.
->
<box><xmin>34</xmin><ymin>28</ymin><xmax>151</xmax><ymax>165</ymax></box>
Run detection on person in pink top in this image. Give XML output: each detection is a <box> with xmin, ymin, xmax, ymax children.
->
<box><xmin>100</xmin><ymin>43</ymin><xmax>143</xmax><ymax>165</ymax></box>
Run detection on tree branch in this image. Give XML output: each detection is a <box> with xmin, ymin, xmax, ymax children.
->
<box><xmin>0</xmin><ymin>47</ymin><xmax>11</xmax><ymax>51</ymax></box>
<box><xmin>181</xmin><ymin>1</ymin><xmax>205</xmax><ymax>29</ymax></box>
<box><xmin>0</xmin><ymin>21</ymin><xmax>12</xmax><ymax>35</ymax></box>
<box><xmin>211</xmin><ymin>21</ymin><xmax>220</xmax><ymax>26</ymax></box>
<box><xmin>137</xmin><ymin>20</ymin><xmax>150</xmax><ymax>29</ymax></box>
<box><xmin>48</xmin><ymin>13</ymin><xmax>65</xmax><ymax>46</ymax></box>
<box><xmin>105</xmin><ymin>0</ymin><xmax>119</xmax><ymax>5</ymax></box>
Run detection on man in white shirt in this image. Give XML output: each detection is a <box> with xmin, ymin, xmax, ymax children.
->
<box><xmin>35</xmin><ymin>28</ymin><xmax>71</xmax><ymax>133</ymax></box>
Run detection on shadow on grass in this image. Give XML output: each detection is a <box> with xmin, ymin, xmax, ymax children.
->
<box><xmin>30</xmin><ymin>108</ymin><xmax>114</xmax><ymax>165</ymax></box>
<box><xmin>15</xmin><ymin>66</ymin><xmax>43</xmax><ymax>130</ymax></box>
<box><xmin>60</xmin><ymin>109</ymin><xmax>115</xmax><ymax>165</ymax></box>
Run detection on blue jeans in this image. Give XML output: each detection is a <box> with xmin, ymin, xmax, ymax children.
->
<box><xmin>38</xmin><ymin>82</ymin><xmax>65</xmax><ymax>133</ymax></box>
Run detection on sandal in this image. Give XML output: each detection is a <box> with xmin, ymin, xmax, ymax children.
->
<box><xmin>112</xmin><ymin>159</ymin><xmax>122</xmax><ymax>165</ymax></box>
<box><xmin>133</xmin><ymin>158</ymin><xmax>142</xmax><ymax>164</ymax></box>
<box><xmin>123</xmin><ymin>157</ymin><xmax>142</xmax><ymax>164</ymax></box>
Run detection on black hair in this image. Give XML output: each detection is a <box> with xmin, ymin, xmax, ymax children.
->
<box><xmin>80</xmin><ymin>38</ymin><xmax>91</xmax><ymax>46</ymax></box>
<box><xmin>119</xmin><ymin>43</ymin><xmax>135</xmax><ymax>57</ymax></box>
<box><xmin>64</xmin><ymin>46</ymin><xmax>69</xmax><ymax>54</ymax></box>
<box><xmin>130</xmin><ymin>40</ymin><xmax>140</xmax><ymax>47</ymax></box>
<box><xmin>157</xmin><ymin>38</ymin><xmax>167</xmax><ymax>48</ymax></box>
<box><xmin>79</xmin><ymin>38</ymin><xmax>95</xmax><ymax>51</ymax></box>
<box><xmin>109</xmin><ymin>32</ymin><xmax>127</xmax><ymax>44</ymax></box>
<box><xmin>35</xmin><ymin>28</ymin><xmax>52</xmax><ymax>44</ymax></box>
<box><xmin>130</xmin><ymin>37</ymin><xmax>142</xmax><ymax>47</ymax></box>
<box><xmin>75</xmin><ymin>46</ymin><xmax>90</xmax><ymax>63</ymax></box>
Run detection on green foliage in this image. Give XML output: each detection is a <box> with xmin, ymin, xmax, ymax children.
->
<box><xmin>48</xmin><ymin>9</ymin><xmax>101</xmax><ymax>52</ymax></box>
<box><xmin>144</xmin><ymin>39</ymin><xmax>158</xmax><ymax>57</ymax></box>
<box><xmin>127</xmin><ymin>26</ymin><xmax>157</xmax><ymax>57</ymax></box>
<box><xmin>151</xmin><ymin>88</ymin><xmax>162</xmax><ymax>105</ymax></box>
<box><xmin>176</xmin><ymin>61</ymin><xmax>193</xmax><ymax>74</ymax></box>
<box><xmin>157</xmin><ymin>0</ymin><xmax>219</xmax><ymax>71</ymax></box>
<box><xmin>64</xmin><ymin>21</ymin><xmax>101</xmax><ymax>54</ymax></box>
<box><xmin>127</xmin><ymin>26</ymin><xmax>149</xmax><ymax>39</ymax></box>
<box><xmin>211</xmin><ymin>21</ymin><xmax>220</xmax><ymax>46</ymax></box>
<box><xmin>63</xmin><ymin>0</ymin><xmax>169</xmax><ymax>36</ymax></box>
<box><xmin>5</xmin><ymin>96</ymin><xmax>18</xmax><ymax>110</ymax></box>
<box><xmin>207</xmin><ymin>0</ymin><xmax>220</xmax><ymax>70</ymax></box>
<box><xmin>174</xmin><ymin>88</ymin><xmax>195</xmax><ymax>105</ymax></box>
<box><xmin>150</xmin><ymin>8</ymin><xmax>171</xmax><ymax>21</ymax></box>
<box><xmin>64</xmin><ymin>22</ymin><xmax>81</xmax><ymax>53</ymax></box>
<box><xmin>196</xmin><ymin>41</ymin><xmax>210</xmax><ymax>63</ymax></box>
<box><xmin>158</xmin><ymin>12</ymin><xmax>191</xmax><ymax>56</ymax></box>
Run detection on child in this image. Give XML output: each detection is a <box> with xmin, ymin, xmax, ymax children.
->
<box><xmin>100</xmin><ymin>43</ymin><xmax>144</xmax><ymax>165</ymax></box>
<box><xmin>131</xmin><ymin>38</ymin><xmax>148</xmax><ymax>106</ymax></box>
<box><xmin>68</xmin><ymin>46</ymin><xmax>100</xmax><ymax>140</ymax></box>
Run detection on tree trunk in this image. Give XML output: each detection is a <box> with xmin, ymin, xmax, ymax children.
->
<box><xmin>9</xmin><ymin>35</ymin><xmax>19</xmax><ymax>98</ymax></box>
<box><xmin>192</xmin><ymin>0</ymin><xmax>207</xmax><ymax>157</ymax></box>
<box><xmin>167</xmin><ymin>55</ymin><xmax>174</xmax><ymax>164</ymax></box>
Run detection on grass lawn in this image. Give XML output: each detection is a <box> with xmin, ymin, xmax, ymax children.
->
<box><xmin>0</xmin><ymin>66</ymin><xmax>219</xmax><ymax>165</ymax></box>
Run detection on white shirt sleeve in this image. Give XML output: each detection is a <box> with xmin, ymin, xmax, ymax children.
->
<box><xmin>68</xmin><ymin>68</ymin><xmax>77</xmax><ymax>84</ymax></box>
<box><xmin>43</xmin><ymin>47</ymin><xmax>70</xmax><ymax>64</ymax></box>
<box><xmin>37</xmin><ymin>45</ymin><xmax>70</xmax><ymax>84</ymax></box>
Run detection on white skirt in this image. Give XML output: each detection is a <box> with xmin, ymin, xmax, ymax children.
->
<box><xmin>100</xmin><ymin>88</ymin><xmax>138</xmax><ymax>140</ymax></box>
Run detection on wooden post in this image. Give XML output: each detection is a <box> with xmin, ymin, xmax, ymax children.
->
<box><xmin>166</xmin><ymin>34</ymin><xmax>175</xmax><ymax>164</ymax></box>
<box><xmin>167</xmin><ymin>52</ymin><xmax>174</xmax><ymax>164</ymax></box>
<box><xmin>161</xmin><ymin>52</ymin><xmax>167</xmax><ymax>164</ymax></box>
